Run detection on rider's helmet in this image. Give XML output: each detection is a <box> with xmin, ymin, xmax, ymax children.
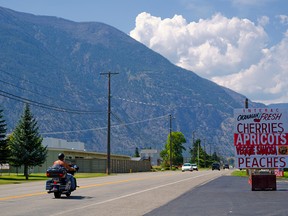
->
<box><xmin>58</xmin><ymin>153</ymin><xmax>65</xmax><ymax>160</ymax></box>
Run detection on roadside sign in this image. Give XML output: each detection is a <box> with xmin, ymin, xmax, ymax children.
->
<box><xmin>234</xmin><ymin>108</ymin><xmax>288</xmax><ymax>169</ymax></box>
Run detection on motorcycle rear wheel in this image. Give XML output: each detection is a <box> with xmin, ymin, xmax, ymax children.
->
<box><xmin>66</xmin><ymin>192</ymin><xmax>71</xmax><ymax>197</ymax></box>
<box><xmin>54</xmin><ymin>191</ymin><xmax>61</xmax><ymax>199</ymax></box>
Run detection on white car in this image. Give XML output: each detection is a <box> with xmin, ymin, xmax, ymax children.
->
<box><xmin>191</xmin><ymin>164</ymin><xmax>198</xmax><ymax>171</ymax></box>
<box><xmin>182</xmin><ymin>163</ymin><xmax>193</xmax><ymax>172</ymax></box>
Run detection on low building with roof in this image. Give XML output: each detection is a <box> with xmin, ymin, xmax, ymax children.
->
<box><xmin>7</xmin><ymin>138</ymin><xmax>151</xmax><ymax>174</ymax></box>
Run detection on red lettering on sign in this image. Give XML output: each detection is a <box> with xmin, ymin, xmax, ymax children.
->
<box><xmin>236</xmin><ymin>146</ymin><xmax>255</xmax><ymax>156</ymax></box>
<box><xmin>256</xmin><ymin>145</ymin><xmax>276</xmax><ymax>155</ymax></box>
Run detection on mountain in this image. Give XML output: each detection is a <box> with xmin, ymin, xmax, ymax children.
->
<box><xmin>268</xmin><ymin>103</ymin><xmax>288</xmax><ymax>109</ymax></box>
<box><xmin>0</xmin><ymin>7</ymin><xmax>266</xmax><ymax>157</ymax></box>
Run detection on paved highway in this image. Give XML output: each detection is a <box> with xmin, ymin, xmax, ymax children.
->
<box><xmin>0</xmin><ymin>170</ymin><xmax>228</xmax><ymax>216</ymax></box>
<box><xmin>2</xmin><ymin>169</ymin><xmax>287</xmax><ymax>216</ymax></box>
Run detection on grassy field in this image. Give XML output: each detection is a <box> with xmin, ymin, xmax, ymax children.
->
<box><xmin>0</xmin><ymin>173</ymin><xmax>107</xmax><ymax>185</ymax></box>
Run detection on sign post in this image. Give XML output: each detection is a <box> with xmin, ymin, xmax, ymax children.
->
<box><xmin>234</xmin><ymin>107</ymin><xmax>288</xmax><ymax>190</ymax></box>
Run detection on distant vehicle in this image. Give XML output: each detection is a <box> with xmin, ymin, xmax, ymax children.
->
<box><xmin>182</xmin><ymin>163</ymin><xmax>193</xmax><ymax>172</ymax></box>
<box><xmin>212</xmin><ymin>163</ymin><xmax>220</xmax><ymax>171</ymax></box>
<box><xmin>223</xmin><ymin>164</ymin><xmax>229</xmax><ymax>169</ymax></box>
<box><xmin>191</xmin><ymin>164</ymin><xmax>198</xmax><ymax>171</ymax></box>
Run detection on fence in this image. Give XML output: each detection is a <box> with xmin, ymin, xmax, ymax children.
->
<box><xmin>73</xmin><ymin>158</ymin><xmax>152</xmax><ymax>173</ymax></box>
<box><xmin>5</xmin><ymin>158</ymin><xmax>152</xmax><ymax>174</ymax></box>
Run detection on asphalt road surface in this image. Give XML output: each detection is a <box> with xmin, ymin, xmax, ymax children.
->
<box><xmin>145</xmin><ymin>175</ymin><xmax>288</xmax><ymax>216</ymax></box>
<box><xmin>1</xmin><ymin>170</ymin><xmax>287</xmax><ymax>216</ymax></box>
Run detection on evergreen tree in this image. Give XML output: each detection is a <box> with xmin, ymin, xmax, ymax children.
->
<box><xmin>211</xmin><ymin>151</ymin><xmax>220</xmax><ymax>163</ymax></box>
<box><xmin>190</xmin><ymin>138</ymin><xmax>201</xmax><ymax>164</ymax></box>
<box><xmin>0</xmin><ymin>108</ymin><xmax>10</xmax><ymax>166</ymax></box>
<box><xmin>189</xmin><ymin>138</ymin><xmax>212</xmax><ymax>168</ymax></box>
<box><xmin>9</xmin><ymin>104</ymin><xmax>47</xmax><ymax>180</ymax></box>
<box><xmin>134</xmin><ymin>147</ymin><xmax>140</xmax><ymax>157</ymax></box>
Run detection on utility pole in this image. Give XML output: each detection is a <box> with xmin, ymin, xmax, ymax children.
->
<box><xmin>100</xmin><ymin>71</ymin><xmax>119</xmax><ymax>175</ymax></box>
<box><xmin>192</xmin><ymin>131</ymin><xmax>195</xmax><ymax>146</ymax></box>
<box><xmin>192</xmin><ymin>130</ymin><xmax>196</xmax><ymax>164</ymax></box>
<box><xmin>169</xmin><ymin>114</ymin><xmax>172</xmax><ymax>170</ymax></box>
<box><xmin>245</xmin><ymin>98</ymin><xmax>249</xmax><ymax>109</ymax></box>
<box><xmin>198</xmin><ymin>141</ymin><xmax>200</xmax><ymax>168</ymax></box>
<box><xmin>203</xmin><ymin>138</ymin><xmax>206</xmax><ymax>168</ymax></box>
<box><xmin>245</xmin><ymin>98</ymin><xmax>250</xmax><ymax>177</ymax></box>
<box><xmin>209</xmin><ymin>142</ymin><xmax>211</xmax><ymax>156</ymax></box>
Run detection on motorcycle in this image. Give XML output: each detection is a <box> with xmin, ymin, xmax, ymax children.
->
<box><xmin>45</xmin><ymin>164</ymin><xmax>79</xmax><ymax>198</ymax></box>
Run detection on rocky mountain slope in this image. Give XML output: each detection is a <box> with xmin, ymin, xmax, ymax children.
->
<box><xmin>0</xmin><ymin>7</ymin><xmax>266</xmax><ymax>157</ymax></box>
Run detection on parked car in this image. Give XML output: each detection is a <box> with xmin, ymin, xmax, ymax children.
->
<box><xmin>182</xmin><ymin>163</ymin><xmax>193</xmax><ymax>172</ymax></box>
<box><xmin>223</xmin><ymin>164</ymin><xmax>229</xmax><ymax>169</ymax></box>
<box><xmin>191</xmin><ymin>164</ymin><xmax>198</xmax><ymax>171</ymax></box>
<box><xmin>212</xmin><ymin>163</ymin><xmax>220</xmax><ymax>171</ymax></box>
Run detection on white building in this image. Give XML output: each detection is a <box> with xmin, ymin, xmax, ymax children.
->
<box><xmin>140</xmin><ymin>149</ymin><xmax>161</xmax><ymax>166</ymax></box>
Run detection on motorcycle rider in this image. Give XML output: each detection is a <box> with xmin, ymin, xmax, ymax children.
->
<box><xmin>53</xmin><ymin>153</ymin><xmax>77</xmax><ymax>190</ymax></box>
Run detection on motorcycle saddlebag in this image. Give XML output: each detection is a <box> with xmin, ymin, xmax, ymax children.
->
<box><xmin>46</xmin><ymin>166</ymin><xmax>67</xmax><ymax>178</ymax></box>
<box><xmin>46</xmin><ymin>179</ymin><xmax>53</xmax><ymax>190</ymax></box>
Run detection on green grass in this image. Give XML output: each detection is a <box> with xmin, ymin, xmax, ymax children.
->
<box><xmin>231</xmin><ymin>170</ymin><xmax>288</xmax><ymax>180</ymax></box>
<box><xmin>0</xmin><ymin>173</ymin><xmax>107</xmax><ymax>185</ymax></box>
<box><xmin>231</xmin><ymin>170</ymin><xmax>248</xmax><ymax>177</ymax></box>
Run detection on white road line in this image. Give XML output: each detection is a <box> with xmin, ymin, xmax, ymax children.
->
<box><xmin>50</xmin><ymin>172</ymin><xmax>219</xmax><ymax>216</ymax></box>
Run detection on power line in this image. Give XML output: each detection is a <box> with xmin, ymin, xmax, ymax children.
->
<box><xmin>113</xmin><ymin>96</ymin><xmax>166</xmax><ymax>108</ymax></box>
<box><xmin>0</xmin><ymin>69</ymin><xmax>56</xmax><ymax>92</ymax></box>
<box><xmin>111</xmin><ymin>112</ymin><xmax>168</xmax><ymax>149</ymax></box>
<box><xmin>0</xmin><ymin>79</ymin><xmax>74</xmax><ymax>106</ymax></box>
<box><xmin>0</xmin><ymin>90</ymin><xmax>104</xmax><ymax>114</ymax></box>
<box><xmin>114</xmin><ymin>96</ymin><xmax>200</xmax><ymax>109</ymax></box>
<box><xmin>111</xmin><ymin>114</ymin><xmax>170</xmax><ymax>127</ymax></box>
<box><xmin>0</xmin><ymin>68</ymin><xmax>106</xmax><ymax>106</ymax></box>
<box><xmin>41</xmin><ymin>126</ymin><xmax>108</xmax><ymax>135</ymax></box>
<box><xmin>41</xmin><ymin>114</ymin><xmax>170</xmax><ymax>135</ymax></box>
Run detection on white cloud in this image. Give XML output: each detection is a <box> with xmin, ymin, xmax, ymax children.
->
<box><xmin>278</xmin><ymin>15</ymin><xmax>288</xmax><ymax>25</ymax></box>
<box><xmin>213</xmin><ymin>31</ymin><xmax>288</xmax><ymax>104</ymax></box>
<box><xmin>258</xmin><ymin>16</ymin><xmax>269</xmax><ymax>26</ymax></box>
<box><xmin>131</xmin><ymin>13</ymin><xmax>268</xmax><ymax>77</ymax></box>
<box><xmin>130</xmin><ymin>12</ymin><xmax>288</xmax><ymax>105</ymax></box>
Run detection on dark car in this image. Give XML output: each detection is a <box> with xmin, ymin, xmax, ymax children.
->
<box><xmin>223</xmin><ymin>164</ymin><xmax>229</xmax><ymax>169</ymax></box>
<box><xmin>212</xmin><ymin>163</ymin><xmax>220</xmax><ymax>171</ymax></box>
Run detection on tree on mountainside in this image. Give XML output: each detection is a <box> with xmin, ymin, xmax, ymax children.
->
<box><xmin>9</xmin><ymin>104</ymin><xmax>47</xmax><ymax>180</ymax></box>
<box><xmin>0</xmin><ymin>108</ymin><xmax>10</xmax><ymax>167</ymax></box>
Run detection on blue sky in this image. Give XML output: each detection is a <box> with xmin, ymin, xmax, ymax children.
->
<box><xmin>0</xmin><ymin>0</ymin><xmax>288</xmax><ymax>105</ymax></box>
